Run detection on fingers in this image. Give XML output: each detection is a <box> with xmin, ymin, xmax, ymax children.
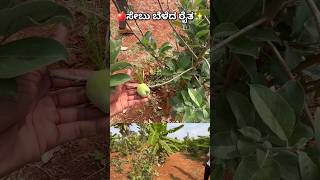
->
<box><xmin>125</xmin><ymin>83</ymin><xmax>138</xmax><ymax>89</ymax></box>
<box><xmin>127</xmin><ymin>88</ymin><xmax>137</xmax><ymax>96</ymax></box>
<box><xmin>57</xmin><ymin>118</ymin><xmax>106</xmax><ymax>144</ymax></box>
<box><xmin>50</xmin><ymin>87</ymin><xmax>88</xmax><ymax>107</ymax></box>
<box><xmin>52</xmin><ymin>24</ymin><xmax>68</xmax><ymax>45</ymax></box>
<box><xmin>110</xmin><ymin>85</ymin><xmax>123</xmax><ymax>103</ymax></box>
<box><xmin>128</xmin><ymin>94</ymin><xmax>145</xmax><ymax>101</ymax></box>
<box><xmin>127</xmin><ymin>98</ymin><xmax>149</xmax><ymax>107</ymax></box>
<box><xmin>57</xmin><ymin>106</ymin><xmax>105</xmax><ymax>124</ymax></box>
<box><xmin>50</xmin><ymin>69</ymin><xmax>94</xmax><ymax>88</ymax></box>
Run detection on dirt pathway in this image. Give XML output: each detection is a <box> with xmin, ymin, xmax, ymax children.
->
<box><xmin>111</xmin><ymin>152</ymin><xmax>205</xmax><ymax>180</ymax></box>
<box><xmin>155</xmin><ymin>153</ymin><xmax>205</xmax><ymax>180</ymax></box>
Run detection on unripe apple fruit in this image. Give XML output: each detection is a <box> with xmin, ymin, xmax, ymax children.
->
<box><xmin>86</xmin><ymin>70</ymin><xmax>108</xmax><ymax>113</ymax></box>
<box><xmin>137</xmin><ymin>83</ymin><xmax>150</xmax><ymax>97</ymax></box>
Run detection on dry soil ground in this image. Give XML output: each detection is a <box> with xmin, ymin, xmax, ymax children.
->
<box><xmin>110</xmin><ymin>152</ymin><xmax>206</xmax><ymax>180</ymax></box>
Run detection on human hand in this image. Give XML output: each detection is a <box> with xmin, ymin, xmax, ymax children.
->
<box><xmin>110</xmin><ymin>82</ymin><xmax>149</xmax><ymax>116</ymax></box>
<box><xmin>0</xmin><ymin>69</ymin><xmax>106</xmax><ymax>177</ymax></box>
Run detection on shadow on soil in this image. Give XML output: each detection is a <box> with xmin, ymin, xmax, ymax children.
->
<box><xmin>173</xmin><ymin>166</ymin><xmax>199</xmax><ymax>180</ymax></box>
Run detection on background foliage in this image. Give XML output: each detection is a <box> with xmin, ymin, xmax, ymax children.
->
<box><xmin>0</xmin><ymin>0</ymin><xmax>73</xmax><ymax>97</ymax></box>
<box><xmin>111</xmin><ymin>123</ymin><xmax>209</xmax><ymax>179</ymax></box>
<box><xmin>213</xmin><ymin>0</ymin><xmax>320</xmax><ymax>179</ymax></box>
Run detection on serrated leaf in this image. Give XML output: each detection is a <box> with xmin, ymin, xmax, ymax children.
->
<box><xmin>250</xmin><ymin>84</ymin><xmax>296</xmax><ymax>141</ymax></box>
<box><xmin>0</xmin><ymin>37</ymin><xmax>68</xmax><ymax>78</ymax></box>
<box><xmin>110</xmin><ymin>62</ymin><xmax>132</xmax><ymax>73</ymax></box>
<box><xmin>110</xmin><ymin>73</ymin><xmax>131</xmax><ymax>87</ymax></box>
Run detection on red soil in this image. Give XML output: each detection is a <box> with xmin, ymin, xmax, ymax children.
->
<box><xmin>110</xmin><ymin>152</ymin><xmax>206</xmax><ymax>180</ymax></box>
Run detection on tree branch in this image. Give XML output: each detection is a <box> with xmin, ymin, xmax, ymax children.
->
<box><xmin>213</xmin><ymin>17</ymin><xmax>268</xmax><ymax>51</ymax></box>
<box><xmin>268</xmin><ymin>41</ymin><xmax>314</xmax><ymax>126</ymax></box>
<box><xmin>306</xmin><ymin>0</ymin><xmax>320</xmax><ymax>35</ymax></box>
<box><xmin>149</xmin><ymin>67</ymin><xmax>193</xmax><ymax>88</ymax></box>
<box><xmin>156</xmin><ymin>0</ymin><xmax>199</xmax><ymax>59</ymax></box>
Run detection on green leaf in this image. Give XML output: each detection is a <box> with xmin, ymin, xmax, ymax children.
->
<box><xmin>0</xmin><ymin>78</ymin><xmax>17</xmax><ymax>97</ymax></box>
<box><xmin>215</xmin><ymin>0</ymin><xmax>259</xmax><ymax>23</ymax></box>
<box><xmin>0</xmin><ymin>0</ymin><xmax>73</xmax><ymax>37</ymax></box>
<box><xmin>239</xmin><ymin>127</ymin><xmax>261</xmax><ymax>142</ymax></box>
<box><xmin>110</xmin><ymin>73</ymin><xmax>131</xmax><ymax>87</ymax></box>
<box><xmin>212</xmin><ymin>165</ymin><xmax>224</xmax><ymax>180</ymax></box>
<box><xmin>110</xmin><ymin>62</ymin><xmax>132</xmax><ymax>73</ymax></box>
<box><xmin>278</xmin><ymin>80</ymin><xmax>305</xmax><ymax>114</ymax></box>
<box><xmin>110</xmin><ymin>38</ymin><xmax>121</xmax><ymax>64</ymax></box>
<box><xmin>215</xmin><ymin>95</ymin><xmax>238</xmax><ymax>132</ymax></box>
<box><xmin>214</xmin><ymin>23</ymin><xmax>238</xmax><ymax>39</ymax></box>
<box><xmin>159</xmin><ymin>42</ymin><xmax>172</xmax><ymax>54</ymax></box>
<box><xmin>235</xmin><ymin>156</ymin><xmax>281</xmax><ymax>180</ymax></box>
<box><xmin>0</xmin><ymin>37</ymin><xmax>68</xmax><ymax>78</ymax></box>
<box><xmin>159</xmin><ymin>139</ymin><xmax>173</xmax><ymax>154</ymax></box>
<box><xmin>195</xmin><ymin>29</ymin><xmax>209</xmax><ymax>39</ymax></box>
<box><xmin>237</xmin><ymin>139</ymin><xmax>256</xmax><ymax>156</ymax></box>
<box><xmin>246</xmin><ymin>28</ymin><xmax>280</xmax><ymax>42</ymax></box>
<box><xmin>238</xmin><ymin>55</ymin><xmax>258</xmax><ymax>82</ymax></box>
<box><xmin>188</xmin><ymin>88</ymin><xmax>201</xmax><ymax>107</ymax></box>
<box><xmin>212</xmin><ymin>132</ymin><xmax>238</xmax><ymax>160</ymax></box>
<box><xmin>234</xmin><ymin>156</ymin><xmax>259</xmax><ymax>180</ymax></box>
<box><xmin>298</xmin><ymin>151</ymin><xmax>320</xmax><ymax>180</ymax></box>
<box><xmin>315</xmin><ymin>108</ymin><xmax>320</xmax><ymax>154</ymax></box>
<box><xmin>285</xmin><ymin>45</ymin><xmax>304</xmax><ymax>70</ymax></box>
<box><xmin>250</xmin><ymin>84</ymin><xmax>296</xmax><ymax>141</ymax></box>
<box><xmin>292</xmin><ymin>2</ymin><xmax>312</xmax><ymax>36</ymax></box>
<box><xmin>226</xmin><ymin>90</ymin><xmax>255</xmax><ymax>127</ymax></box>
<box><xmin>177</xmin><ymin>53</ymin><xmax>192</xmax><ymax>70</ymax></box>
<box><xmin>229</xmin><ymin>37</ymin><xmax>259</xmax><ymax>58</ymax></box>
<box><xmin>274</xmin><ymin>151</ymin><xmax>300</xmax><ymax>180</ymax></box>
<box><xmin>251</xmin><ymin>160</ymin><xmax>281</xmax><ymax>180</ymax></box>
<box><xmin>147</xmin><ymin>128</ymin><xmax>159</xmax><ymax>145</ymax></box>
<box><xmin>289</xmin><ymin>121</ymin><xmax>313</xmax><ymax>145</ymax></box>
<box><xmin>167</xmin><ymin>124</ymin><xmax>184</xmax><ymax>134</ymax></box>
